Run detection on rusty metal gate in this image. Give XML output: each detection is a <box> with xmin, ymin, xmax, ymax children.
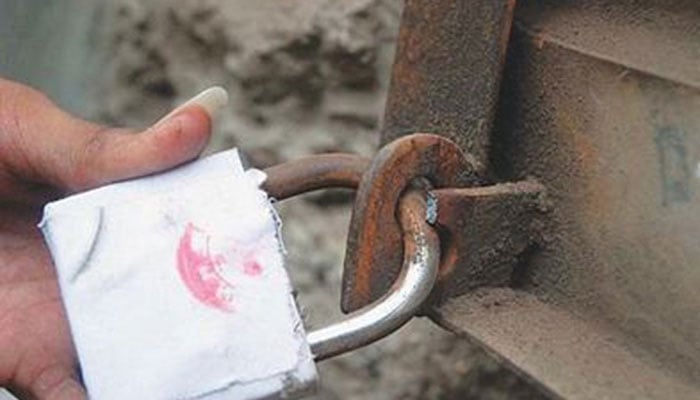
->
<box><xmin>336</xmin><ymin>1</ymin><xmax>700</xmax><ymax>399</ymax></box>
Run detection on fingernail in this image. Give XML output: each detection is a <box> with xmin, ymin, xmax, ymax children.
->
<box><xmin>157</xmin><ymin>86</ymin><xmax>229</xmax><ymax>125</ymax></box>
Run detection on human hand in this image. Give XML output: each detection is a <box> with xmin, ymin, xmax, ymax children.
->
<box><xmin>0</xmin><ymin>78</ymin><xmax>226</xmax><ymax>399</ymax></box>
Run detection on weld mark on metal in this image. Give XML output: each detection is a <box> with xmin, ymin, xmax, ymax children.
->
<box><xmin>426</xmin><ymin>191</ymin><xmax>438</xmax><ymax>225</ymax></box>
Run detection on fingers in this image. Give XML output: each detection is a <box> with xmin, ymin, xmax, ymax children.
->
<box><xmin>0</xmin><ymin>79</ymin><xmax>228</xmax><ymax>192</ymax></box>
<box><xmin>25</xmin><ymin>364</ymin><xmax>86</xmax><ymax>400</ymax></box>
<box><xmin>47</xmin><ymin>381</ymin><xmax>85</xmax><ymax>400</ymax></box>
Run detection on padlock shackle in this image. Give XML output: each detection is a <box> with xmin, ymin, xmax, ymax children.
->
<box><xmin>263</xmin><ymin>153</ymin><xmax>440</xmax><ymax>360</ymax></box>
<box><xmin>307</xmin><ymin>190</ymin><xmax>440</xmax><ymax>360</ymax></box>
<box><xmin>263</xmin><ymin>154</ymin><xmax>370</xmax><ymax>200</ymax></box>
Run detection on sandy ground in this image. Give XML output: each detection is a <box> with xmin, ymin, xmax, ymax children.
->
<box><xmin>1</xmin><ymin>0</ymin><xmax>545</xmax><ymax>398</ymax></box>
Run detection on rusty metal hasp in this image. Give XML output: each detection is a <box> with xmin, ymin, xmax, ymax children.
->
<box><xmin>263</xmin><ymin>133</ymin><xmax>548</xmax><ymax>316</ymax></box>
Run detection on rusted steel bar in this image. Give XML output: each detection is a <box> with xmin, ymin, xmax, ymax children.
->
<box><xmin>382</xmin><ymin>0</ymin><xmax>516</xmax><ymax>167</ymax></box>
<box><xmin>432</xmin><ymin>288</ymin><xmax>700</xmax><ymax>400</ymax></box>
<box><xmin>263</xmin><ymin>154</ymin><xmax>370</xmax><ymax>200</ymax></box>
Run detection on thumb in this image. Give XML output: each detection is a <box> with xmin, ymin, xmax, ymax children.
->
<box><xmin>61</xmin><ymin>87</ymin><xmax>229</xmax><ymax>191</ymax></box>
<box><xmin>0</xmin><ymin>79</ymin><xmax>228</xmax><ymax>192</ymax></box>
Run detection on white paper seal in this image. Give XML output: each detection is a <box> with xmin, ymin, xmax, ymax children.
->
<box><xmin>40</xmin><ymin>149</ymin><xmax>317</xmax><ymax>400</ymax></box>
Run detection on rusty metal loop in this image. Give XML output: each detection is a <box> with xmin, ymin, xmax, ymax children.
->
<box><xmin>341</xmin><ymin>133</ymin><xmax>480</xmax><ymax>312</ymax></box>
<box><xmin>261</xmin><ymin>154</ymin><xmax>440</xmax><ymax>361</ymax></box>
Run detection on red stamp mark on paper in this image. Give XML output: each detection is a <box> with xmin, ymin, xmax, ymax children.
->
<box><xmin>176</xmin><ymin>223</ymin><xmax>264</xmax><ymax>312</ymax></box>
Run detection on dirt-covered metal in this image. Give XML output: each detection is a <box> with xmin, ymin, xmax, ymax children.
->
<box><xmin>382</xmin><ymin>0</ymin><xmax>516</xmax><ymax>167</ymax></box>
<box><xmin>383</xmin><ymin>1</ymin><xmax>700</xmax><ymax>399</ymax></box>
<box><xmin>429</xmin><ymin>181</ymin><xmax>548</xmax><ymax>304</ymax></box>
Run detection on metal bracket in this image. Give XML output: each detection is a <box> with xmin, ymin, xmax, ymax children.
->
<box><xmin>429</xmin><ymin>181</ymin><xmax>548</xmax><ymax>304</ymax></box>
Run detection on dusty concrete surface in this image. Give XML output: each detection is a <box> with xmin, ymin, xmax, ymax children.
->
<box><xmin>0</xmin><ymin>0</ymin><xmax>544</xmax><ymax>398</ymax></box>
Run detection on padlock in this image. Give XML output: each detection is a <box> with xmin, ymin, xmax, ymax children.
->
<box><xmin>40</xmin><ymin>148</ymin><xmax>440</xmax><ymax>399</ymax></box>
